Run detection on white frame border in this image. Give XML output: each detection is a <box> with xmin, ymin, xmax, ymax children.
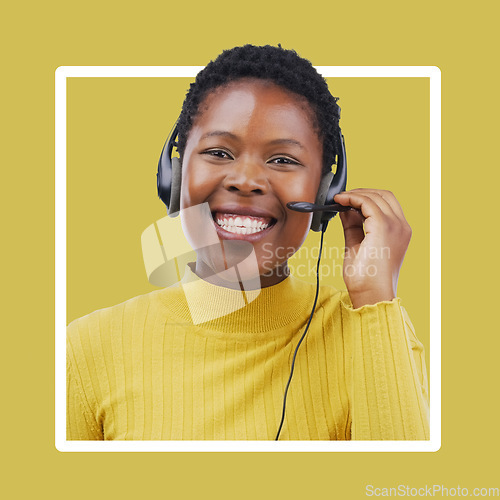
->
<box><xmin>55</xmin><ymin>66</ymin><xmax>441</xmax><ymax>452</ymax></box>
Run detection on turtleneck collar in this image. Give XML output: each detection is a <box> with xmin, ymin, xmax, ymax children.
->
<box><xmin>157</xmin><ymin>264</ymin><xmax>316</xmax><ymax>339</ymax></box>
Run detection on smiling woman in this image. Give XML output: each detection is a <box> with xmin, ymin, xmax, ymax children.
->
<box><xmin>66</xmin><ymin>45</ymin><xmax>429</xmax><ymax>441</ymax></box>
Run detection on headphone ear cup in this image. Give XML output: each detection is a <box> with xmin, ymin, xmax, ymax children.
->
<box><xmin>310</xmin><ymin>172</ymin><xmax>334</xmax><ymax>232</ymax></box>
<box><xmin>168</xmin><ymin>156</ymin><xmax>181</xmax><ymax>217</ymax></box>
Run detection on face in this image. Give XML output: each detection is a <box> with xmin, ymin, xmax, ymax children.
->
<box><xmin>180</xmin><ymin>78</ymin><xmax>323</xmax><ymax>288</ymax></box>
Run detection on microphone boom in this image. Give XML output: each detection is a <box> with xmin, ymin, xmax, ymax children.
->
<box><xmin>286</xmin><ymin>201</ymin><xmax>359</xmax><ymax>213</ymax></box>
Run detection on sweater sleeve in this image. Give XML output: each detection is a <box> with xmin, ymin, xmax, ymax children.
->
<box><xmin>340</xmin><ymin>295</ymin><xmax>430</xmax><ymax>440</ymax></box>
<box><xmin>66</xmin><ymin>323</ymin><xmax>104</xmax><ymax>440</ymax></box>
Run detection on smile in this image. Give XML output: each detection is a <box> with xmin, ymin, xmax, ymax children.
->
<box><xmin>214</xmin><ymin>212</ymin><xmax>276</xmax><ymax>235</ymax></box>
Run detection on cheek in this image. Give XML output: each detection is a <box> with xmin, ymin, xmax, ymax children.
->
<box><xmin>180</xmin><ymin>174</ymin><xmax>197</xmax><ymax>210</ymax></box>
<box><xmin>287</xmin><ymin>172</ymin><xmax>322</xmax><ymax>203</ymax></box>
<box><xmin>272</xmin><ymin>172</ymin><xmax>320</xmax><ymax>231</ymax></box>
<box><xmin>180</xmin><ymin>161</ymin><xmax>215</xmax><ymax>209</ymax></box>
<box><xmin>269</xmin><ymin>174</ymin><xmax>320</xmax><ymax>251</ymax></box>
<box><xmin>179</xmin><ymin>161</ymin><xmax>221</xmax><ymax>251</ymax></box>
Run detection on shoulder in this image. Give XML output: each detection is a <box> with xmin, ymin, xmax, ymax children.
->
<box><xmin>68</xmin><ymin>282</ymin><xmax>184</xmax><ymax>327</ymax></box>
<box><xmin>66</xmin><ymin>284</ymin><xmax>183</xmax><ymax>358</ymax></box>
<box><xmin>68</xmin><ymin>288</ymin><xmax>155</xmax><ymax>332</ymax></box>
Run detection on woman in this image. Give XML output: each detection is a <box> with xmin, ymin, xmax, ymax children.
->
<box><xmin>67</xmin><ymin>45</ymin><xmax>429</xmax><ymax>440</ymax></box>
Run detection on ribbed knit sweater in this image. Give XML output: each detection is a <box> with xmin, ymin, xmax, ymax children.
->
<box><xmin>66</xmin><ymin>267</ymin><xmax>429</xmax><ymax>440</ymax></box>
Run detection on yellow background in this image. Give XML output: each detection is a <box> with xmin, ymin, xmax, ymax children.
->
<box><xmin>3</xmin><ymin>0</ymin><xmax>498</xmax><ymax>498</ymax></box>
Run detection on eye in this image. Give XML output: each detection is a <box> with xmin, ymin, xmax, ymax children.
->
<box><xmin>201</xmin><ymin>149</ymin><xmax>234</xmax><ymax>160</ymax></box>
<box><xmin>268</xmin><ymin>156</ymin><xmax>301</xmax><ymax>166</ymax></box>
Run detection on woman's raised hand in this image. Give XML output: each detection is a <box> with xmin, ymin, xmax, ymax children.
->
<box><xmin>333</xmin><ymin>189</ymin><xmax>412</xmax><ymax>309</ymax></box>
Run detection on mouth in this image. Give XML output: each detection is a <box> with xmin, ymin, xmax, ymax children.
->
<box><xmin>210</xmin><ymin>207</ymin><xmax>278</xmax><ymax>240</ymax></box>
<box><xmin>213</xmin><ymin>212</ymin><xmax>277</xmax><ymax>235</ymax></box>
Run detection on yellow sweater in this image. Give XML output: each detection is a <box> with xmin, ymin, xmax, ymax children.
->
<box><xmin>67</xmin><ymin>267</ymin><xmax>429</xmax><ymax>440</ymax></box>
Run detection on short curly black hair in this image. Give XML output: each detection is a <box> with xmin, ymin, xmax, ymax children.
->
<box><xmin>176</xmin><ymin>44</ymin><xmax>342</xmax><ymax>176</ymax></box>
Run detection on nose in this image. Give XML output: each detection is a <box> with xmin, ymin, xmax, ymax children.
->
<box><xmin>222</xmin><ymin>156</ymin><xmax>269</xmax><ymax>195</ymax></box>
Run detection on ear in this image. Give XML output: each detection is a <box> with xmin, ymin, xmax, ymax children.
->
<box><xmin>168</xmin><ymin>157</ymin><xmax>182</xmax><ymax>217</ymax></box>
<box><xmin>310</xmin><ymin>172</ymin><xmax>334</xmax><ymax>232</ymax></box>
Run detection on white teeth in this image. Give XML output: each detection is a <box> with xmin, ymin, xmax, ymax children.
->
<box><xmin>220</xmin><ymin>224</ymin><xmax>265</xmax><ymax>234</ymax></box>
<box><xmin>214</xmin><ymin>213</ymin><xmax>274</xmax><ymax>234</ymax></box>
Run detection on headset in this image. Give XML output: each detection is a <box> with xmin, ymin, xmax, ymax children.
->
<box><xmin>156</xmin><ymin>112</ymin><xmax>348</xmax><ymax>440</ymax></box>
<box><xmin>157</xmin><ymin>119</ymin><xmax>348</xmax><ymax>232</ymax></box>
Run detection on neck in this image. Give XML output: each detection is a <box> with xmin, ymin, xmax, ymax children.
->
<box><xmin>193</xmin><ymin>260</ymin><xmax>290</xmax><ymax>289</ymax></box>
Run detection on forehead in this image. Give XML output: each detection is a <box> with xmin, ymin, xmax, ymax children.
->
<box><xmin>193</xmin><ymin>78</ymin><xmax>320</xmax><ymax>138</ymax></box>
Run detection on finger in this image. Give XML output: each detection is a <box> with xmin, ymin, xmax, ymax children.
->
<box><xmin>341</xmin><ymin>189</ymin><xmax>398</xmax><ymax>219</ymax></box>
<box><xmin>348</xmin><ymin>188</ymin><xmax>407</xmax><ymax>221</ymax></box>
<box><xmin>343</xmin><ymin>189</ymin><xmax>412</xmax><ymax>246</ymax></box>
<box><xmin>333</xmin><ymin>191</ymin><xmax>387</xmax><ymax>221</ymax></box>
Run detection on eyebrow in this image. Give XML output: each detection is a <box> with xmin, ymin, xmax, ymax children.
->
<box><xmin>200</xmin><ymin>131</ymin><xmax>305</xmax><ymax>150</ymax></box>
<box><xmin>267</xmin><ymin>138</ymin><xmax>304</xmax><ymax>150</ymax></box>
<box><xmin>200</xmin><ymin>131</ymin><xmax>239</xmax><ymax>141</ymax></box>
